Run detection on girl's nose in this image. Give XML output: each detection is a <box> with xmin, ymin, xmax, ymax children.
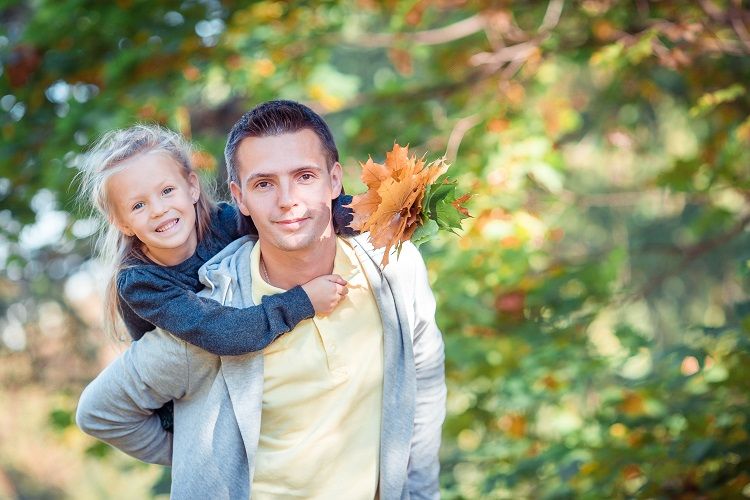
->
<box><xmin>150</xmin><ymin>199</ymin><xmax>168</xmax><ymax>217</ymax></box>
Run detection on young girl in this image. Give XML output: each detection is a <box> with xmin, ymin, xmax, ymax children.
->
<box><xmin>78</xmin><ymin>125</ymin><xmax>352</xmax><ymax>428</ymax></box>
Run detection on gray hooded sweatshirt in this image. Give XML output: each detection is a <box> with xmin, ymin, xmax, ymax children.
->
<box><xmin>77</xmin><ymin>234</ymin><xmax>446</xmax><ymax>499</ymax></box>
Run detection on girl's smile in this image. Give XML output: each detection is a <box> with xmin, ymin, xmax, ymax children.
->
<box><xmin>155</xmin><ymin>218</ymin><xmax>181</xmax><ymax>233</ymax></box>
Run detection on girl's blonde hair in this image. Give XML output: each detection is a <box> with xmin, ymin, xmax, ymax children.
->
<box><xmin>77</xmin><ymin>124</ymin><xmax>215</xmax><ymax>340</ymax></box>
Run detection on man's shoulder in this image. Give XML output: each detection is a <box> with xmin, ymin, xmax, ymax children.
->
<box><xmin>350</xmin><ymin>234</ymin><xmax>425</xmax><ymax>269</ymax></box>
<box><xmin>196</xmin><ymin>235</ymin><xmax>257</xmax><ymax>303</ymax></box>
<box><xmin>199</xmin><ymin>236</ymin><xmax>256</xmax><ymax>277</ymax></box>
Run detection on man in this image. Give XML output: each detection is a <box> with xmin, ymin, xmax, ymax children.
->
<box><xmin>76</xmin><ymin>100</ymin><xmax>446</xmax><ymax>499</ymax></box>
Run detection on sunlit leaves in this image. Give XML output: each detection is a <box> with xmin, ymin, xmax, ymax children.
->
<box><xmin>690</xmin><ymin>84</ymin><xmax>746</xmax><ymax>117</ymax></box>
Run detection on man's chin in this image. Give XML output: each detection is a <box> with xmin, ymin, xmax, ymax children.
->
<box><xmin>260</xmin><ymin>224</ymin><xmax>336</xmax><ymax>253</ymax></box>
<box><xmin>266</xmin><ymin>234</ymin><xmax>316</xmax><ymax>253</ymax></box>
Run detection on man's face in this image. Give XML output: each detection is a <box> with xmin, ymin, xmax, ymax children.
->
<box><xmin>230</xmin><ymin>129</ymin><xmax>343</xmax><ymax>254</ymax></box>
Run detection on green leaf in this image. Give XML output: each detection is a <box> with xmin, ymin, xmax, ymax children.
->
<box><xmin>411</xmin><ymin>218</ymin><xmax>439</xmax><ymax>248</ymax></box>
<box><xmin>424</xmin><ymin>181</ymin><xmax>457</xmax><ymax>217</ymax></box>
<box><xmin>434</xmin><ymin>198</ymin><xmax>466</xmax><ymax>230</ymax></box>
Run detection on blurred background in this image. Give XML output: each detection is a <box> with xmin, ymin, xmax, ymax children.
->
<box><xmin>1</xmin><ymin>0</ymin><xmax>749</xmax><ymax>498</ymax></box>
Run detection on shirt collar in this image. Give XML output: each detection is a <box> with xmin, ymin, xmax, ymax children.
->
<box><xmin>250</xmin><ymin>237</ymin><xmax>361</xmax><ymax>305</ymax></box>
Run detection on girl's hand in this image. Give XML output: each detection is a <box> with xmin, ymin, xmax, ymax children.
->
<box><xmin>302</xmin><ymin>274</ymin><xmax>348</xmax><ymax>316</ymax></box>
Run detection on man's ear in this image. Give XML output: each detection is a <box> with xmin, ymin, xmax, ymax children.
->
<box><xmin>329</xmin><ymin>162</ymin><xmax>343</xmax><ymax>199</ymax></box>
<box><xmin>230</xmin><ymin>181</ymin><xmax>251</xmax><ymax>216</ymax></box>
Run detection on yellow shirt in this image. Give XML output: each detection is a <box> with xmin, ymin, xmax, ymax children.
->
<box><xmin>251</xmin><ymin>238</ymin><xmax>384</xmax><ymax>499</ymax></box>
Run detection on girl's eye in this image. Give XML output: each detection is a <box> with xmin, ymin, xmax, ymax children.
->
<box><xmin>162</xmin><ymin>187</ymin><xmax>175</xmax><ymax>195</ymax></box>
<box><xmin>132</xmin><ymin>202</ymin><xmax>145</xmax><ymax>211</ymax></box>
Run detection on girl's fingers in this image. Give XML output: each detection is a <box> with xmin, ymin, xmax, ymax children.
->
<box><xmin>328</xmin><ymin>274</ymin><xmax>347</xmax><ymax>286</ymax></box>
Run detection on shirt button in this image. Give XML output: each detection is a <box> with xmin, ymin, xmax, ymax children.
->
<box><xmin>330</xmin><ymin>344</ymin><xmax>337</xmax><ymax>353</ymax></box>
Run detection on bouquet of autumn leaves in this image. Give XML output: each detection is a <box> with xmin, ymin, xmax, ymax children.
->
<box><xmin>346</xmin><ymin>144</ymin><xmax>470</xmax><ymax>266</ymax></box>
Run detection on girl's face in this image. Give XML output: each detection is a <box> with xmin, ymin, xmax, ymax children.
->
<box><xmin>107</xmin><ymin>151</ymin><xmax>200</xmax><ymax>266</ymax></box>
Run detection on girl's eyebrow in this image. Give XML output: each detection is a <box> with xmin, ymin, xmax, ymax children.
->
<box><xmin>123</xmin><ymin>179</ymin><xmax>174</xmax><ymax>200</ymax></box>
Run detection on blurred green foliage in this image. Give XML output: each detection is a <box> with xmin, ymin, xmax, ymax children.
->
<box><xmin>1</xmin><ymin>0</ymin><xmax>749</xmax><ymax>498</ymax></box>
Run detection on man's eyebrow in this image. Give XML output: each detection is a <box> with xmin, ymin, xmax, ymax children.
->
<box><xmin>244</xmin><ymin>166</ymin><xmax>323</xmax><ymax>184</ymax></box>
<box><xmin>245</xmin><ymin>172</ymin><xmax>275</xmax><ymax>184</ymax></box>
<box><xmin>290</xmin><ymin>165</ymin><xmax>323</xmax><ymax>174</ymax></box>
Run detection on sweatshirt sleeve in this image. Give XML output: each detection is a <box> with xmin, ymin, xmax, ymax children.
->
<box><xmin>118</xmin><ymin>268</ymin><xmax>315</xmax><ymax>356</ymax></box>
<box><xmin>76</xmin><ymin>329</ymin><xmax>188</xmax><ymax>465</ymax></box>
<box><xmin>403</xmin><ymin>243</ymin><xmax>446</xmax><ymax>499</ymax></box>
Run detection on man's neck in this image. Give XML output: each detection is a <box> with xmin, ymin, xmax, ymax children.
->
<box><xmin>259</xmin><ymin>236</ymin><xmax>338</xmax><ymax>290</ymax></box>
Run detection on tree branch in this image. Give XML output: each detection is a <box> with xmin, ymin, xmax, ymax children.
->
<box><xmin>539</xmin><ymin>0</ymin><xmax>564</xmax><ymax>33</ymax></box>
<box><xmin>469</xmin><ymin>40</ymin><xmax>540</xmax><ymax>68</ymax></box>
<box><xmin>630</xmin><ymin>211</ymin><xmax>750</xmax><ymax>301</ymax></box>
<box><xmin>346</xmin><ymin>14</ymin><xmax>486</xmax><ymax>48</ymax></box>
<box><xmin>445</xmin><ymin>114</ymin><xmax>481</xmax><ymax>162</ymax></box>
<box><xmin>729</xmin><ymin>2</ymin><xmax>750</xmax><ymax>52</ymax></box>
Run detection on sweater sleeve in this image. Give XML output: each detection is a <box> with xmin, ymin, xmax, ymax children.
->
<box><xmin>212</xmin><ymin>202</ymin><xmax>243</xmax><ymax>244</ymax></box>
<box><xmin>118</xmin><ymin>269</ymin><xmax>315</xmax><ymax>356</ymax></box>
<box><xmin>118</xmin><ymin>291</ymin><xmax>157</xmax><ymax>341</ymax></box>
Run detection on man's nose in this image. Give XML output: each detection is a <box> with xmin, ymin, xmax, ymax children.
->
<box><xmin>277</xmin><ymin>182</ymin><xmax>296</xmax><ymax>208</ymax></box>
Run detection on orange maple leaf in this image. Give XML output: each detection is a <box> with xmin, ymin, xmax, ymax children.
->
<box><xmin>452</xmin><ymin>193</ymin><xmax>472</xmax><ymax>217</ymax></box>
<box><xmin>347</xmin><ymin>144</ymin><xmax>447</xmax><ymax>266</ymax></box>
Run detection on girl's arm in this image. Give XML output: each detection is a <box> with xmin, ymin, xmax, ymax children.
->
<box><xmin>118</xmin><ymin>295</ymin><xmax>159</xmax><ymax>341</ymax></box>
<box><xmin>119</xmin><ymin>269</ymin><xmax>315</xmax><ymax>356</ymax></box>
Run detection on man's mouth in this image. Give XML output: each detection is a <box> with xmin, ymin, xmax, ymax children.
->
<box><xmin>155</xmin><ymin>218</ymin><xmax>179</xmax><ymax>232</ymax></box>
<box><xmin>275</xmin><ymin>217</ymin><xmax>308</xmax><ymax>225</ymax></box>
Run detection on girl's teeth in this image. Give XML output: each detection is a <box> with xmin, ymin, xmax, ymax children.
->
<box><xmin>157</xmin><ymin>219</ymin><xmax>178</xmax><ymax>232</ymax></box>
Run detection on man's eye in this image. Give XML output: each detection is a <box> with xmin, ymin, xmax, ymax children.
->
<box><xmin>132</xmin><ymin>202</ymin><xmax>145</xmax><ymax>211</ymax></box>
<box><xmin>299</xmin><ymin>173</ymin><xmax>314</xmax><ymax>181</ymax></box>
<box><xmin>255</xmin><ymin>181</ymin><xmax>271</xmax><ymax>190</ymax></box>
<box><xmin>162</xmin><ymin>187</ymin><xmax>175</xmax><ymax>195</ymax></box>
